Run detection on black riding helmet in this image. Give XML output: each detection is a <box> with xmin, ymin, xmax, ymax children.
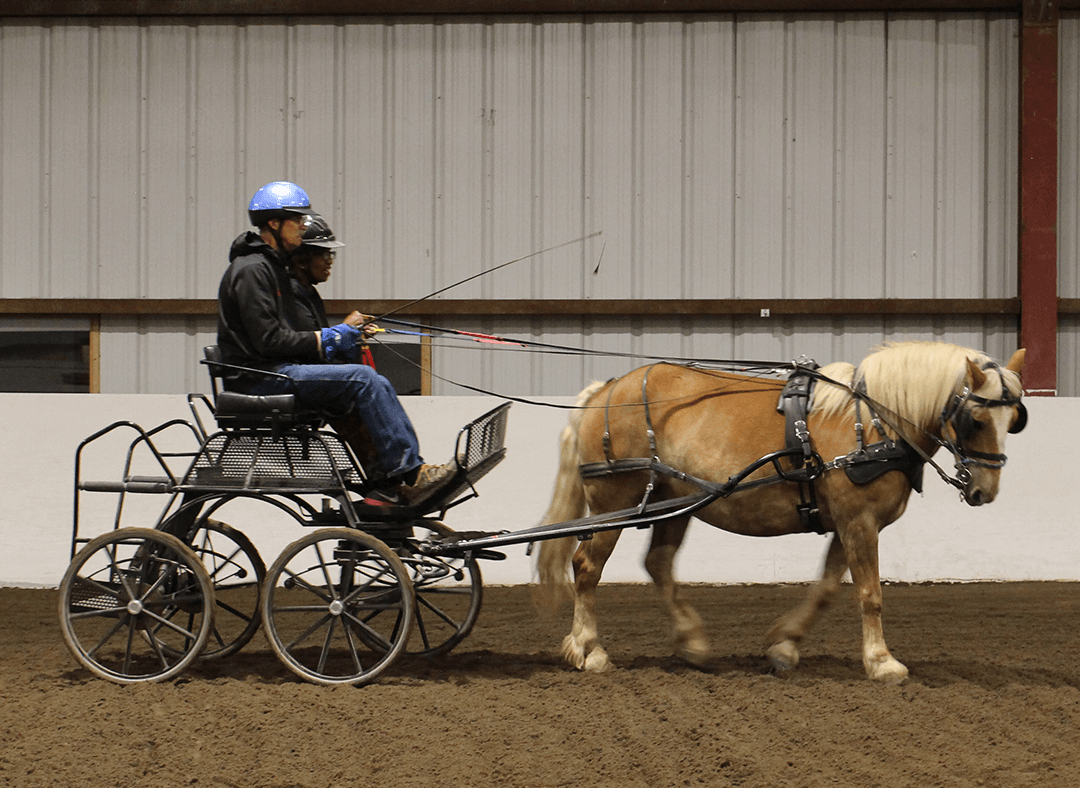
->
<box><xmin>299</xmin><ymin>213</ymin><xmax>346</xmax><ymax>250</ymax></box>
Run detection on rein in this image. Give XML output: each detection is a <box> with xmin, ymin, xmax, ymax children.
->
<box><xmin>370</xmin><ymin>326</ymin><xmax>1024</xmax><ymax>499</ymax></box>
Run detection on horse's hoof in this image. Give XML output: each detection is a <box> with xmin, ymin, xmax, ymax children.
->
<box><xmin>560</xmin><ymin>635</ymin><xmax>586</xmax><ymax>670</ymax></box>
<box><xmin>867</xmin><ymin>658</ymin><xmax>909</xmax><ymax>685</ymax></box>
<box><xmin>583</xmin><ymin>647</ymin><xmax>614</xmax><ymax>673</ymax></box>
<box><xmin>766</xmin><ymin>641</ymin><xmax>800</xmax><ymax>673</ymax></box>
<box><xmin>678</xmin><ymin>643</ymin><xmax>714</xmax><ymax>669</ymax></box>
<box><xmin>561</xmin><ymin>636</ymin><xmax>612</xmax><ymax>672</ymax></box>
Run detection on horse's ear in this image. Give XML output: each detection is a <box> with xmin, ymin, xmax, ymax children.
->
<box><xmin>1006</xmin><ymin>348</ymin><xmax>1026</xmax><ymax>374</ymax></box>
<box><xmin>967</xmin><ymin>358</ymin><xmax>987</xmax><ymax>390</ymax></box>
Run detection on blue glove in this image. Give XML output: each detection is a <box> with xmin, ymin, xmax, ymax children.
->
<box><xmin>321</xmin><ymin>324</ymin><xmax>362</xmax><ymax>362</ymax></box>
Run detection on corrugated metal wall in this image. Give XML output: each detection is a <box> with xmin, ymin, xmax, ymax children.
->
<box><xmin>0</xmin><ymin>13</ymin><xmax>1027</xmax><ymax>395</ymax></box>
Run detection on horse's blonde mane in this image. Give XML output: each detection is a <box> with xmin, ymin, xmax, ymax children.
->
<box><xmin>811</xmin><ymin>341</ymin><xmax>1021</xmax><ymax>438</ymax></box>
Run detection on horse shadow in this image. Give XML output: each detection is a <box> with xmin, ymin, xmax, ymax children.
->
<box><xmin>54</xmin><ymin>649</ymin><xmax>1080</xmax><ymax>690</ymax></box>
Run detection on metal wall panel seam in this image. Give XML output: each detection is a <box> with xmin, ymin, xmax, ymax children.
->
<box><xmin>40</xmin><ymin>25</ymin><xmax>52</xmax><ymax>297</ymax></box>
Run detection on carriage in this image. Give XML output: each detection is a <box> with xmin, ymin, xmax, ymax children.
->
<box><xmin>60</xmin><ymin>348</ymin><xmax>516</xmax><ymax>687</ymax></box>
<box><xmin>58</xmin><ymin>341</ymin><xmax>1027</xmax><ymax>686</ymax></box>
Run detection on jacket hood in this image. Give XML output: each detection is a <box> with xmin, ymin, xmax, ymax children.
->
<box><xmin>229</xmin><ymin>231</ymin><xmax>284</xmax><ymax>264</ymax></box>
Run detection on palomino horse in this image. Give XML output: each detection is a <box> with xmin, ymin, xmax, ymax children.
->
<box><xmin>535</xmin><ymin>342</ymin><xmax>1026</xmax><ymax>683</ymax></box>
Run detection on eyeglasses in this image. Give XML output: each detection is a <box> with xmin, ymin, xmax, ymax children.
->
<box><xmin>298</xmin><ymin>248</ymin><xmax>335</xmax><ymax>260</ymax></box>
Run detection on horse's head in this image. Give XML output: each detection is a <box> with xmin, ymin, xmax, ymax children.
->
<box><xmin>939</xmin><ymin>349</ymin><xmax>1026</xmax><ymax>506</ymax></box>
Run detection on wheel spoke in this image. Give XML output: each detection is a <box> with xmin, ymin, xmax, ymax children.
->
<box><xmin>85</xmin><ymin>612</ymin><xmax>131</xmax><ymax>658</ymax></box>
<box><xmin>282</xmin><ymin>567</ymin><xmax>333</xmax><ymax>603</ymax></box>
<box><xmin>417</xmin><ymin>591</ymin><xmax>467</xmax><ymax>628</ymax></box>
<box><xmin>316</xmin><ymin>616</ymin><xmax>337</xmax><ymax>674</ymax></box>
<box><xmin>141</xmin><ymin>606</ymin><xmax>204</xmax><ymax>641</ymax></box>
<box><xmin>282</xmin><ymin>612</ymin><xmax>334</xmax><ymax>653</ymax></box>
<box><xmin>121</xmin><ymin>616</ymin><xmax>138</xmax><ymax>675</ymax></box>
<box><xmin>214</xmin><ymin>597</ymin><xmax>254</xmax><ymax>622</ymax></box>
<box><xmin>340</xmin><ymin>615</ymin><xmax>365</xmax><ymax>674</ymax></box>
<box><xmin>139</xmin><ymin>618</ymin><xmax>175</xmax><ymax>670</ymax></box>
<box><xmin>342</xmin><ymin>610</ymin><xmax>394</xmax><ymax>652</ymax></box>
<box><xmin>314</xmin><ymin>542</ymin><xmax>335</xmax><ymax>596</ymax></box>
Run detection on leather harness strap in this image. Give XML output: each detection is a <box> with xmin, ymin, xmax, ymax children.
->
<box><xmin>581</xmin><ymin>361</ymin><xmax>930</xmax><ymax>536</ymax></box>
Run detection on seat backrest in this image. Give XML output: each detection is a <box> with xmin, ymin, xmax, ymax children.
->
<box><xmin>201</xmin><ymin>345</ymin><xmax>336</xmax><ymax>437</ymax></box>
<box><xmin>203</xmin><ymin>345</ymin><xmax>226</xmax><ymax>400</ymax></box>
<box><xmin>203</xmin><ymin>345</ymin><xmax>304</xmax><ymax>432</ymax></box>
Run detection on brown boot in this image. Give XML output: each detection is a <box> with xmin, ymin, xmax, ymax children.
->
<box><xmin>399</xmin><ymin>462</ymin><xmax>457</xmax><ymax>505</ymax></box>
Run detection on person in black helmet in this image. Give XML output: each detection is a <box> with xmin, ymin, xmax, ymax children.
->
<box><xmin>286</xmin><ymin>212</ymin><xmax>382</xmax><ymax>473</ymax></box>
<box><xmin>288</xmin><ymin>215</ymin><xmax>352</xmax><ymax>332</ymax></box>
<box><xmin>216</xmin><ymin>181</ymin><xmax>454</xmax><ymax>505</ymax></box>
<box><xmin>287</xmin><ymin>213</ymin><xmax>378</xmax><ymax>366</ymax></box>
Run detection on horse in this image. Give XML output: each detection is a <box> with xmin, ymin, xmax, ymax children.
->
<box><xmin>534</xmin><ymin>341</ymin><xmax>1026</xmax><ymax>683</ymax></box>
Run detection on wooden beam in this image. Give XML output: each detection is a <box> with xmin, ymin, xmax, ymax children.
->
<box><xmin>0</xmin><ymin>297</ymin><xmax>1021</xmax><ymax>317</ymax></box>
<box><xmin>88</xmin><ymin>315</ymin><xmax>101</xmax><ymax>394</ymax></box>
<box><xmin>1018</xmin><ymin>0</ymin><xmax>1058</xmax><ymax>395</ymax></box>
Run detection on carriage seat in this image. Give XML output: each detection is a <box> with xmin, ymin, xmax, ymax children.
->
<box><xmin>203</xmin><ymin>346</ymin><xmax>325</xmax><ymax>432</ymax></box>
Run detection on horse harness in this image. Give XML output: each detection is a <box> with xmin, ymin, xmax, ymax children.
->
<box><xmin>770</xmin><ymin>359</ymin><xmax>933</xmax><ymax>532</ymax></box>
<box><xmin>934</xmin><ymin>360</ymin><xmax>1027</xmax><ymax>488</ymax></box>
<box><xmin>576</xmin><ymin>358</ymin><xmax>1021</xmax><ymax>536</ymax></box>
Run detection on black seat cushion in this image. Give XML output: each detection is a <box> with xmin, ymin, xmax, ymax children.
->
<box><xmin>215</xmin><ymin>391</ymin><xmax>297</xmax><ymax>418</ymax></box>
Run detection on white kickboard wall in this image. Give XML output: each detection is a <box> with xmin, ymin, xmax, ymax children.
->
<box><xmin>1</xmin><ymin>394</ymin><xmax>1074</xmax><ymax>588</ymax></box>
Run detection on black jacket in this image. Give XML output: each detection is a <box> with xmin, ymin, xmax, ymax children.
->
<box><xmin>290</xmin><ymin>277</ymin><xmax>330</xmax><ymax>331</ymax></box>
<box><xmin>216</xmin><ymin>232</ymin><xmax>321</xmax><ymax>385</ymax></box>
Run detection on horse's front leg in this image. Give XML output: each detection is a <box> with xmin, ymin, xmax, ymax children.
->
<box><xmin>563</xmin><ymin>529</ymin><xmax>622</xmax><ymax>672</ymax></box>
<box><xmin>841</xmin><ymin>516</ymin><xmax>908</xmax><ymax>684</ymax></box>
<box><xmin>766</xmin><ymin>533</ymin><xmax>848</xmax><ymax>673</ymax></box>
<box><xmin>644</xmin><ymin>517</ymin><xmax>711</xmax><ymax>667</ymax></box>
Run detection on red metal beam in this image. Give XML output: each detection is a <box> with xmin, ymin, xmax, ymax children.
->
<box><xmin>1018</xmin><ymin>0</ymin><xmax>1058</xmax><ymax>395</ymax></box>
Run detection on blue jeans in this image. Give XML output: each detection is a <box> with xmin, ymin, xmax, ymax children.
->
<box><xmin>248</xmin><ymin>363</ymin><xmax>423</xmax><ymax>479</ymax></box>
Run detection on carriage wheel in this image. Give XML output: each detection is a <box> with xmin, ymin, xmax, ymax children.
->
<box><xmin>57</xmin><ymin>527</ymin><xmax>215</xmax><ymax>684</ymax></box>
<box><xmin>182</xmin><ymin>518</ymin><xmax>265</xmax><ymax>660</ymax></box>
<box><xmin>261</xmin><ymin>528</ymin><xmax>415</xmax><ymax>686</ymax></box>
<box><xmin>399</xmin><ymin>522</ymin><xmax>483</xmax><ymax>657</ymax></box>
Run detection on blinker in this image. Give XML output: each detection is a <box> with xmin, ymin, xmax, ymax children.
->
<box><xmin>1008</xmin><ymin>402</ymin><xmax>1027</xmax><ymax>434</ymax></box>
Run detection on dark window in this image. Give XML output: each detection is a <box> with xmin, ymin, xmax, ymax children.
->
<box><xmin>0</xmin><ymin>331</ymin><xmax>91</xmax><ymax>392</ymax></box>
<box><xmin>368</xmin><ymin>343</ymin><xmax>423</xmax><ymax>396</ymax></box>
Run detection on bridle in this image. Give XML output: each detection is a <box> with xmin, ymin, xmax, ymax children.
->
<box><xmin>936</xmin><ymin>362</ymin><xmax>1027</xmax><ymax>486</ymax></box>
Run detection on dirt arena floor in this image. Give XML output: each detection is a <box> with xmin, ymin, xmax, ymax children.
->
<box><xmin>2</xmin><ymin>581</ymin><xmax>1079</xmax><ymax>788</ymax></box>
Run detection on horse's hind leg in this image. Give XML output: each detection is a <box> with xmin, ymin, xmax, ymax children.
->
<box><xmin>563</xmin><ymin>529</ymin><xmax>622</xmax><ymax>672</ymax></box>
<box><xmin>766</xmin><ymin>534</ymin><xmax>848</xmax><ymax>672</ymax></box>
<box><xmin>645</xmin><ymin>517</ymin><xmax>711</xmax><ymax>667</ymax></box>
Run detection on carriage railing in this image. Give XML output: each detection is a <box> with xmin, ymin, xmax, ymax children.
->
<box><xmin>428</xmin><ymin>402</ymin><xmax>512</xmax><ymax>514</ymax></box>
<box><xmin>71</xmin><ymin>419</ymin><xmax>205</xmax><ymax>558</ymax></box>
<box><xmin>186</xmin><ymin>393</ymin><xmax>216</xmax><ymax>442</ymax></box>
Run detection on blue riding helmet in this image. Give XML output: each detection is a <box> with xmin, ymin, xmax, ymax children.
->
<box><xmin>248</xmin><ymin>181</ymin><xmax>312</xmax><ymax>227</ymax></box>
<box><xmin>299</xmin><ymin>213</ymin><xmax>345</xmax><ymax>250</ymax></box>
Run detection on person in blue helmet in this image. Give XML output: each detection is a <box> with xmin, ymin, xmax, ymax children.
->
<box><xmin>216</xmin><ymin>181</ymin><xmax>454</xmax><ymax>505</ymax></box>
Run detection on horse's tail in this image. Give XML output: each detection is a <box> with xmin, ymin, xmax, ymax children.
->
<box><xmin>534</xmin><ymin>380</ymin><xmax>606</xmax><ymax>612</ymax></box>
